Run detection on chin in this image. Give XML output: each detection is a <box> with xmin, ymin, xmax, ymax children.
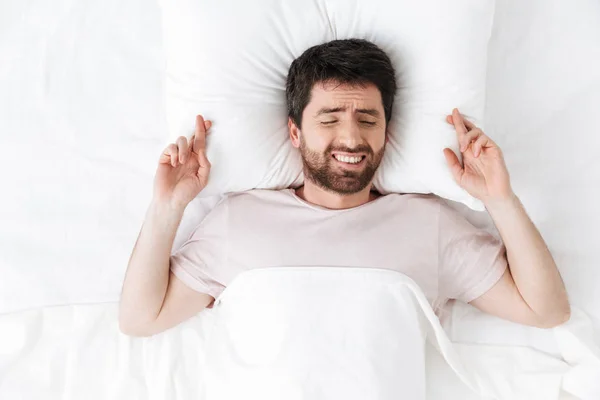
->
<box><xmin>330</xmin><ymin>179</ymin><xmax>370</xmax><ymax>195</ymax></box>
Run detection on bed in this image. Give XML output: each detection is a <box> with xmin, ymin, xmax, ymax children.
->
<box><xmin>1</xmin><ymin>0</ymin><xmax>599</xmax><ymax>398</ymax></box>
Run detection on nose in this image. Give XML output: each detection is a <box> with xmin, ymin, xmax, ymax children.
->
<box><xmin>337</xmin><ymin>120</ymin><xmax>363</xmax><ymax>148</ymax></box>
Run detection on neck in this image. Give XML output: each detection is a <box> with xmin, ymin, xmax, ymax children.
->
<box><xmin>295</xmin><ymin>181</ymin><xmax>379</xmax><ymax>210</ymax></box>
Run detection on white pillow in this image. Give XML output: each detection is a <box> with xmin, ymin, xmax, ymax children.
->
<box><xmin>160</xmin><ymin>0</ymin><xmax>495</xmax><ymax>210</ymax></box>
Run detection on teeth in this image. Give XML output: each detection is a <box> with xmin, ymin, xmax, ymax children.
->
<box><xmin>334</xmin><ymin>154</ymin><xmax>363</xmax><ymax>164</ymax></box>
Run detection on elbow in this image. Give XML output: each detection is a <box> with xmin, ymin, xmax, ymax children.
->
<box><xmin>534</xmin><ymin>306</ymin><xmax>572</xmax><ymax>329</ymax></box>
<box><xmin>119</xmin><ymin>320</ymin><xmax>155</xmax><ymax>337</ymax></box>
<box><xmin>118</xmin><ymin>311</ymin><xmax>156</xmax><ymax>337</ymax></box>
<box><xmin>119</xmin><ymin>322</ymin><xmax>148</xmax><ymax>337</ymax></box>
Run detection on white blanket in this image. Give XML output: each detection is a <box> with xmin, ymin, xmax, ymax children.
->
<box><xmin>1</xmin><ymin>267</ymin><xmax>598</xmax><ymax>400</ymax></box>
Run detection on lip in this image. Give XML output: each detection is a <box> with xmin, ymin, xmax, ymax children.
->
<box><xmin>331</xmin><ymin>152</ymin><xmax>368</xmax><ymax>158</ymax></box>
<box><xmin>331</xmin><ymin>154</ymin><xmax>367</xmax><ymax>169</ymax></box>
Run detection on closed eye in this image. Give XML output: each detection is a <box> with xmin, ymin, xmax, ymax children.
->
<box><xmin>321</xmin><ymin>120</ymin><xmax>337</xmax><ymax>125</ymax></box>
<box><xmin>360</xmin><ymin>121</ymin><xmax>376</xmax><ymax>126</ymax></box>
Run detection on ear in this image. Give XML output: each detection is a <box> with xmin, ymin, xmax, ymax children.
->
<box><xmin>385</xmin><ymin>128</ymin><xmax>390</xmax><ymax>144</ymax></box>
<box><xmin>289</xmin><ymin>117</ymin><xmax>301</xmax><ymax>148</ymax></box>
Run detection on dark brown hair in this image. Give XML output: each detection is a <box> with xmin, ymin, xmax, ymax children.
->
<box><xmin>286</xmin><ymin>38</ymin><xmax>397</xmax><ymax>129</ymax></box>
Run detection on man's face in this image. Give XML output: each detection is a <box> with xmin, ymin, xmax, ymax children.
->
<box><xmin>290</xmin><ymin>81</ymin><xmax>387</xmax><ymax>194</ymax></box>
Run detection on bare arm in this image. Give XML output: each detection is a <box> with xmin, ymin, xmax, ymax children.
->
<box><xmin>444</xmin><ymin>109</ymin><xmax>570</xmax><ymax>328</ymax></box>
<box><xmin>118</xmin><ymin>202</ymin><xmax>213</xmax><ymax>336</ymax></box>
<box><xmin>119</xmin><ymin>115</ymin><xmax>214</xmax><ymax>337</ymax></box>
<box><xmin>470</xmin><ymin>195</ymin><xmax>570</xmax><ymax>328</ymax></box>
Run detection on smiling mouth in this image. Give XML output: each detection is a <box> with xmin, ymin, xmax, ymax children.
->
<box><xmin>331</xmin><ymin>154</ymin><xmax>366</xmax><ymax>167</ymax></box>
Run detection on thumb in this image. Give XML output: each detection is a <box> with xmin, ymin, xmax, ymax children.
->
<box><xmin>443</xmin><ymin>148</ymin><xmax>463</xmax><ymax>184</ymax></box>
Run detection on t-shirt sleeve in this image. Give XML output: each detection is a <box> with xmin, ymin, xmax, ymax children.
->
<box><xmin>169</xmin><ymin>198</ymin><xmax>228</xmax><ymax>301</ymax></box>
<box><xmin>437</xmin><ymin>202</ymin><xmax>508</xmax><ymax>303</ymax></box>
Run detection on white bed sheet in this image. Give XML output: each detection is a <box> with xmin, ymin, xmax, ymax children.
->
<box><xmin>483</xmin><ymin>0</ymin><xmax>600</xmax><ymax>336</ymax></box>
<box><xmin>0</xmin><ymin>0</ymin><xmax>167</xmax><ymax>314</ymax></box>
<box><xmin>0</xmin><ymin>303</ymin><xmax>482</xmax><ymax>400</ymax></box>
<box><xmin>1</xmin><ymin>268</ymin><xmax>598</xmax><ymax>400</ymax></box>
<box><xmin>0</xmin><ymin>0</ymin><xmax>599</xmax><ymax>396</ymax></box>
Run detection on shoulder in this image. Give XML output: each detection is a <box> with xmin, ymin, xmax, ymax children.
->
<box><xmin>225</xmin><ymin>188</ymin><xmax>295</xmax><ymax>204</ymax></box>
<box><xmin>379</xmin><ymin>193</ymin><xmax>484</xmax><ymax>231</ymax></box>
<box><xmin>382</xmin><ymin>192</ymin><xmax>445</xmax><ymax>213</ymax></box>
<box><xmin>216</xmin><ymin>189</ymin><xmax>297</xmax><ymax>215</ymax></box>
<box><xmin>385</xmin><ymin>193</ymin><xmax>476</xmax><ymax>221</ymax></box>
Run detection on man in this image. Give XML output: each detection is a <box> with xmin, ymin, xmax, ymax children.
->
<box><xmin>119</xmin><ymin>39</ymin><xmax>570</xmax><ymax>337</ymax></box>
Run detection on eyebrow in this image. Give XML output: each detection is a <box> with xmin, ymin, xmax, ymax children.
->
<box><xmin>314</xmin><ymin>107</ymin><xmax>381</xmax><ymax>118</ymax></box>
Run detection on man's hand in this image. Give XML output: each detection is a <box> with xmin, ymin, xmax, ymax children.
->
<box><xmin>154</xmin><ymin>115</ymin><xmax>213</xmax><ymax>210</ymax></box>
<box><xmin>443</xmin><ymin>108</ymin><xmax>513</xmax><ymax>205</ymax></box>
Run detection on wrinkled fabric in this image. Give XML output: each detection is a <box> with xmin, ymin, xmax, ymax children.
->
<box><xmin>171</xmin><ymin>189</ymin><xmax>507</xmax><ymax>310</ymax></box>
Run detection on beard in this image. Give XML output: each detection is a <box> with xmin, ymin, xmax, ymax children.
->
<box><xmin>299</xmin><ymin>136</ymin><xmax>385</xmax><ymax>195</ymax></box>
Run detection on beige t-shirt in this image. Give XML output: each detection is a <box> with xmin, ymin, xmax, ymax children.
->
<box><xmin>170</xmin><ymin>188</ymin><xmax>507</xmax><ymax>312</ymax></box>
